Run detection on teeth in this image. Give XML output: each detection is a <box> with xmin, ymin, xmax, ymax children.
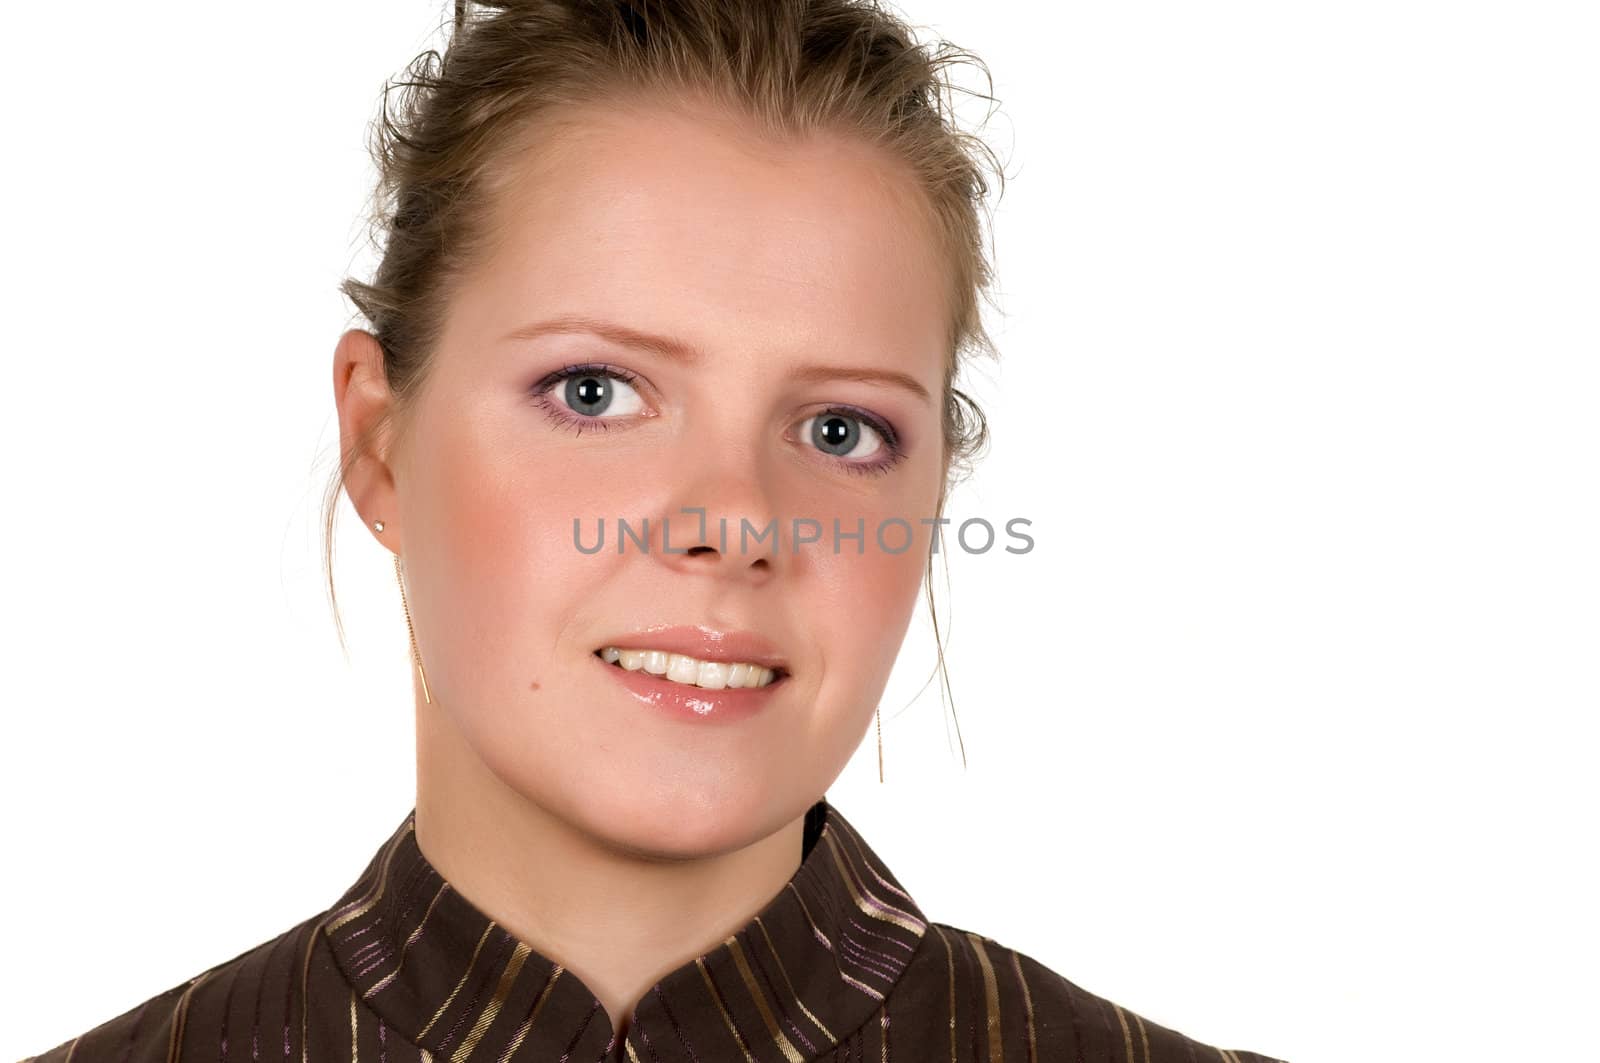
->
<box><xmin>666</xmin><ymin>653</ymin><xmax>699</xmax><ymax>684</ymax></box>
<box><xmin>697</xmin><ymin>661</ymin><xmax>729</xmax><ymax>689</ymax></box>
<box><xmin>597</xmin><ymin>647</ymin><xmax>781</xmax><ymax>689</ymax></box>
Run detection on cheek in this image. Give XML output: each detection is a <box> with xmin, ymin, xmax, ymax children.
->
<box><xmin>805</xmin><ymin>514</ymin><xmax>931</xmax><ymax>689</ymax></box>
<box><xmin>410</xmin><ymin>398</ymin><xmax>613</xmax><ymax>692</ymax></box>
<box><xmin>782</xmin><ymin>458</ymin><xmax>943</xmax><ymax>697</ymax></box>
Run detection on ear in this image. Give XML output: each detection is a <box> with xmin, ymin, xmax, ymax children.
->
<box><xmin>333</xmin><ymin>328</ymin><xmax>402</xmax><ymax>552</ymax></box>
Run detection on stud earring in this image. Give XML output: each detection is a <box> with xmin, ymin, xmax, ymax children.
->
<box><xmin>372</xmin><ymin>519</ymin><xmax>385</xmax><ymax>533</ymax></box>
<box><xmin>391</xmin><ymin>550</ymin><xmax>432</xmax><ymax>704</ymax></box>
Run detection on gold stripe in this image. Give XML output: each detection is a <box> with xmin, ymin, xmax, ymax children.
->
<box><xmin>62</xmin><ymin>1036</ymin><xmax>80</xmax><ymax>1063</ymax></box>
<box><xmin>370</xmin><ymin>881</ymin><xmax>451</xmax><ymax>995</ymax></box>
<box><xmin>754</xmin><ymin>915</ymin><xmax>836</xmax><ymax>1041</ymax></box>
<box><xmin>822</xmin><ymin>833</ymin><xmax>924</xmax><ymax>933</ymax></box>
<box><xmin>302</xmin><ymin>914</ymin><xmax>330</xmax><ymax>1063</ymax></box>
<box><xmin>696</xmin><ymin>956</ymin><xmax>758</xmax><ymax>1062</ymax></box>
<box><xmin>727</xmin><ymin>936</ymin><xmax>804</xmax><ymax>1063</ymax></box>
<box><xmin>1111</xmin><ymin>1002</ymin><xmax>1137</xmax><ymax>1063</ymax></box>
<box><xmin>419</xmin><ymin>922</ymin><xmax>498</xmax><ymax>1038</ymax></box>
<box><xmin>166</xmin><ymin>967</ymin><xmax>219</xmax><ymax>1063</ymax></box>
<box><xmin>786</xmin><ymin>884</ymin><xmax>832</xmax><ymax>949</ymax></box>
<box><xmin>498</xmin><ymin>965</ymin><xmax>563</xmax><ymax>1060</ymax></box>
<box><xmin>327</xmin><ymin>820</ymin><xmax>413</xmax><ymax>933</ymax></box>
<box><xmin>837</xmin><ymin>966</ymin><xmax>885</xmax><ymax>1000</ymax></box>
<box><xmin>452</xmin><ymin>940</ymin><xmax>532</xmax><ymax>1062</ymax></box>
<box><xmin>833</xmin><ymin>819</ymin><xmax>918</xmax><ymax>907</ymax></box>
<box><xmin>625</xmin><ymin>1043</ymin><xmax>643</xmax><ymax>1063</ymax></box>
<box><xmin>785</xmin><ymin>881</ymin><xmax>882</xmax><ymax>1001</ymax></box>
<box><xmin>966</xmin><ymin>934</ymin><xmax>1004</xmax><ymax>1063</ymax></box>
<box><xmin>1133</xmin><ymin>1012</ymin><xmax>1150</xmax><ymax>1063</ymax></box>
<box><xmin>350</xmin><ymin>989</ymin><xmax>359</xmax><ymax>1060</ymax></box>
<box><xmin>881</xmin><ymin>1009</ymin><xmax>889</xmax><ymax>1063</ymax></box>
<box><xmin>1008</xmin><ymin>950</ymin><xmax>1037</xmax><ymax>1063</ymax></box>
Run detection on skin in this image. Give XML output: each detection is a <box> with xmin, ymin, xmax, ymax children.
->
<box><xmin>333</xmin><ymin>94</ymin><xmax>951</xmax><ymax>1041</ymax></box>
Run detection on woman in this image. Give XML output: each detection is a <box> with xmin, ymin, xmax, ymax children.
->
<box><xmin>22</xmin><ymin>2</ymin><xmax>1285</xmax><ymax>1060</ymax></box>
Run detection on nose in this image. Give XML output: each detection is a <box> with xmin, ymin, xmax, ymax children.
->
<box><xmin>645</xmin><ymin>449</ymin><xmax>787</xmax><ymax>583</ymax></box>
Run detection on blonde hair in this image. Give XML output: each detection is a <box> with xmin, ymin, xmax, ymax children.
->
<box><xmin>325</xmin><ymin>0</ymin><xmax>1006</xmax><ymax>762</ymax></box>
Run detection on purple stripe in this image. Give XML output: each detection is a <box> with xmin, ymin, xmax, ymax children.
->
<box><xmin>833</xmin><ymin>820</ymin><xmax>919</xmax><ymax>907</ymax></box>
<box><xmin>838</xmin><ymin>935</ymin><xmax>902</xmax><ymax>981</ymax></box>
<box><xmin>845</xmin><ymin>913</ymin><xmax>917</xmax><ymax>954</ymax></box>
<box><xmin>653</xmin><ymin>982</ymin><xmax>702</xmax><ymax>1063</ymax></box>
<box><xmin>218</xmin><ymin>955</ymin><xmax>242</xmax><ymax>1061</ymax></box>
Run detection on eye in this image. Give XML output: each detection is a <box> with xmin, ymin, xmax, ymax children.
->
<box><xmin>553</xmin><ymin>369</ymin><xmax>645</xmax><ymax>418</ymax></box>
<box><xmin>800</xmin><ymin>410</ymin><xmax>885</xmax><ymax>462</ymax></box>
<box><xmin>530</xmin><ymin>363</ymin><xmax>650</xmax><ymax>429</ymax></box>
<box><xmin>795</xmin><ymin>406</ymin><xmax>905</xmax><ymax>476</ymax></box>
<box><xmin>805</xmin><ymin>411</ymin><xmax>882</xmax><ymax>461</ymax></box>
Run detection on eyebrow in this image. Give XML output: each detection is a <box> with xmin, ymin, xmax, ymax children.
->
<box><xmin>500</xmin><ymin>314</ymin><xmax>933</xmax><ymax>404</ymax></box>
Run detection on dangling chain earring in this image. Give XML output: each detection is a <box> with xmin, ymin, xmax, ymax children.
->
<box><xmin>373</xmin><ymin>520</ymin><xmax>432</xmax><ymax>704</ymax></box>
<box><xmin>876</xmin><ymin>705</ymin><xmax>884</xmax><ymax>784</ymax></box>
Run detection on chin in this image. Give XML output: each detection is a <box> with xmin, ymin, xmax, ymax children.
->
<box><xmin>567</xmin><ymin>779</ymin><xmax>798</xmax><ymax>861</ymax></box>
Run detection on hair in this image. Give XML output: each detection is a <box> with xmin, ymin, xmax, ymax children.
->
<box><xmin>324</xmin><ymin>0</ymin><xmax>1006</xmax><ymax>765</ymax></box>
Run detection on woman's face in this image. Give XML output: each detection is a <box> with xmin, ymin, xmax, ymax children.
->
<box><xmin>375</xmin><ymin>98</ymin><xmax>949</xmax><ymax>856</ymax></box>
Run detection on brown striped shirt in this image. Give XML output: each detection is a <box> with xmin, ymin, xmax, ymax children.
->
<box><xmin>18</xmin><ymin>798</ymin><xmax>1287</xmax><ymax>1062</ymax></box>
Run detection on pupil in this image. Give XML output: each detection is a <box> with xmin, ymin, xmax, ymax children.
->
<box><xmin>815</xmin><ymin>414</ymin><xmax>857</xmax><ymax>455</ymax></box>
<box><xmin>567</xmin><ymin>375</ymin><xmax>610</xmax><ymax>414</ymax></box>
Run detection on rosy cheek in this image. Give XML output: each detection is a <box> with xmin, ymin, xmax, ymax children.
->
<box><xmin>427</xmin><ymin>399</ymin><xmax>679</xmax><ymax>625</ymax></box>
<box><xmin>804</xmin><ymin>520</ymin><xmax>929</xmax><ymax>675</ymax></box>
<box><xmin>417</xmin><ymin>401</ymin><xmax>603</xmax><ymax>662</ymax></box>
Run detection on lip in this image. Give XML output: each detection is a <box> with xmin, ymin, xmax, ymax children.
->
<box><xmin>592</xmin><ymin>624</ymin><xmax>790</xmax><ymax>674</ymax></box>
<box><xmin>591</xmin><ymin>650</ymin><xmax>787</xmax><ymax>722</ymax></box>
<box><xmin>590</xmin><ymin>624</ymin><xmax>791</xmax><ymax>723</ymax></box>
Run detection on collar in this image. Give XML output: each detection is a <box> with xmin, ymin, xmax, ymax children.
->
<box><xmin>322</xmin><ymin>797</ymin><xmax>929</xmax><ymax>1061</ymax></box>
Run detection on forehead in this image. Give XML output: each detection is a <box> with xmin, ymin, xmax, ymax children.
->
<box><xmin>459</xmin><ymin>97</ymin><xmax>949</xmax><ymax>376</ymax></box>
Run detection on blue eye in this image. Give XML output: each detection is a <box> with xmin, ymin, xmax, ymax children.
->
<box><xmin>806</xmin><ymin>412</ymin><xmax>880</xmax><ymax>459</ymax></box>
<box><xmin>798</xmin><ymin>408</ymin><xmax>904</xmax><ymax>476</ymax></box>
<box><xmin>529</xmin><ymin>363</ymin><xmax>648</xmax><ymax>432</ymax></box>
<box><xmin>530</xmin><ymin>367</ymin><xmax>906</xmax><ymax>476</ymax></box>
<box><xmin>551</xmin><ymin>368</ymin><xmax>645</xmax><ymax>418</ymax></box>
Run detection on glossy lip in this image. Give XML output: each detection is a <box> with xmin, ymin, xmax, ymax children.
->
<box><xmin>592</xmin><ymin>624</ymin><xmax>791</xmax><ymax>674</ymax></box>
<box><xmin>591</xmin><ymin>624</ymin><xmax>791</xmax><ymax>723</ymax></box>
<box><xmin>591</xmin><ymin>650</ymin><xmax>787</xmax><ymax>722</ymax></box>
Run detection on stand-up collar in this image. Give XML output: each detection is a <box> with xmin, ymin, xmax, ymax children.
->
<box><xmin>322</xmin><ymin>797</ymin><xmax>929</xmax><ymax>1061</ymax></box>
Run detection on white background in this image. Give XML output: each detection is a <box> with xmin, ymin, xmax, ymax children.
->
<box><xmin>2</xmin><ymin>2</ymin><xmax>1595</xmax><ymax>1059</ymax></box>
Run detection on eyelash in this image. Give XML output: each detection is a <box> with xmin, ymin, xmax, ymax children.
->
<box><xmin>528</xmin><ymin>363</ymin><xmax>906</xmax><ymax>476</ymax></box>
<box><xmin>528</xmin><ymin>362</ymin><xmax>641</xmax><ymax>437</ymax></box>
<box><xmin>808</xmin><ymin>405</ymin><xmax>905</xmax><ymax>477</ymax></box>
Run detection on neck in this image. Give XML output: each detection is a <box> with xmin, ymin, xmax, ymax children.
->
<box><xmin>413</xmin><ymin>700</ymin><xmax>807</xmax><ymax>1043</ymax></box>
